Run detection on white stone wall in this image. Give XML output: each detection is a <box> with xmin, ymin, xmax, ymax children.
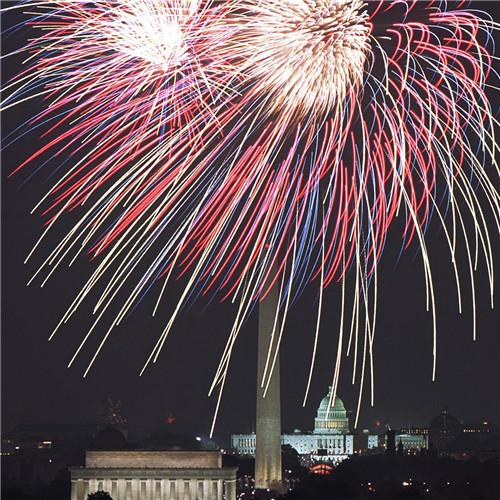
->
<box><xmin>344</xmin><ymin>435</ymin><xmax>353</xmax><ymax>455</ymax></box>
<box><xmin>367</xmin><ymin>435</ymin><xmax>379</xmax><ymax>449</ymax></box>
<box><xmin>231</xmin><ymin>434</ymin><xmax>257</xmax><ymax>455</ymax></box>
<box><xmin>282</xmin><ymin>434</ymin><xmax>314</xmax><ymax>455</ymax></box>
<box><xmin>232</xmin><ymin>432</ymin><xmax>355</xmax><ymax>464</ymax></box>
<box><xmin>395</xmin><ymin>434</ymin><xmax>427</xmax><ymax>450</ymax></box>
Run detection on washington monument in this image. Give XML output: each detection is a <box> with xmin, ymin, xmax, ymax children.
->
<box><xmin>255</xmin><ymin>281</ymin><xmax>282</xmax><ymax>491</ymax></box>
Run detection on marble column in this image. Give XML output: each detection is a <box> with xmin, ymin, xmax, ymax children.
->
<box><xmin>82</xmin><ymin>480</ymin><xmax>89</xmax><ymax>499</ymax></box>
<box><xmin>176</xmin><ymin>478</ymin><xmax>184</xmax><ymax>500</ymax></box>
<box><xmin>131</xmin><ymin>479</ymin><xmax>140</xmax><ymax>500</ymax></box>
<box><xmin>71</xmin><ymin>480</ymin><xmax>77</xmax><ymax>500</ymax></box>
<box><xmin>89</xmin><ymin>479</ymin><xmax>98</xmax><ymax>495</ymax></box>
<box><xmin>226</xmin><ymin>479</ymin><xmax>237</xmax><ymax>500</ymax></box>
<box><xmin>111</xmin><ymin>480</ymin><xmax>118</xmax><ymax>499</ymax></box>
<box><xmin>202</xmin><ymin>479</ymin><xmax>209</xmax><ymax>500</ymax></box>
<box><xmin>76</xmin><ymin>479</ymin><xmax>84</xmax><ymax>500</ymax></box>
<box><xmin>117</xmin><ymin>479</ymin><xmax>126</xmax><ymax>500</ymax></box>
<box><xmin>103</xmin><ymin>479</ymin><xmax>112</xmax><ymax>495</ymax></box>
<box><xmin>145</xmin><ymin>479</ymin><xmax>152</xmax><ymax>500</ymax></box>
<box><xmin>189</xmin><ymin>479</ymin><xmax>197</xmax><ymax>500</ymax></box>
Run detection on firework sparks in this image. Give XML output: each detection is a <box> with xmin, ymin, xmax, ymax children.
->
<box><xmin>230</xmin><ymin>0</ymin><xmax>371</xmax><ymax>116</ymax></box>
<box><xmin>3</xmin><ymin>0</ymin><xmax>499</xmax><ymax>433</ymax></box>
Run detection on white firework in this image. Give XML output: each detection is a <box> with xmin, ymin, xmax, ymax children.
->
<box><xmin>230</xmin><ymin>0</ymin><xmax>371</xmax><ymax>116</ymax></box>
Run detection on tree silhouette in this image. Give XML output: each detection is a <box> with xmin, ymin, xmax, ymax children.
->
<box><xmin>87</xmin><ymin>492</ymin><xmax>113</xmax><ymax>500</ymax></box>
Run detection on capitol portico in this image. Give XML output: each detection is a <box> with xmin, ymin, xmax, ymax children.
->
<box><xmin>232</xmin><ymin>387</ymin><xmax>357</xmax><ymax>464</ymax></box>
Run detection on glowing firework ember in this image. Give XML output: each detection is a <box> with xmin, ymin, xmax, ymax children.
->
<box><xmin>2</xmin><ymin>0</ymin><xmax>498</xmax><ymax>432</ymax></box>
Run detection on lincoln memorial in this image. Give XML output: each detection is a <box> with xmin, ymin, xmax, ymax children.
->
<box><xmin>70</xmin><ymin>450</ymin><xmax>237</xmax><ymax>500</ymax></box>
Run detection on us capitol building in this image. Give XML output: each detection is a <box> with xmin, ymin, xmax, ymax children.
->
<box><xmin>232</xmin><ymin>387</ymin><xmax>356</xmax><ymax>464</ymax></box>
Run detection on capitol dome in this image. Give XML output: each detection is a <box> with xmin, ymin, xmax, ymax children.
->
<box><xmin>314</xmin><ymin>387</ymin><xmax>350</xmax><ymax>434</ymax></box>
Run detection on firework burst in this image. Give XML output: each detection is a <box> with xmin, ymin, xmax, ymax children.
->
<box><xmin>231</xmin><ymin>0</ymin><xmax>371</xmax><ymax>116</ymax></box>
<box><xmin>3</xmin><ymin>0</ymin><xmax>499</xmax><ymax>432</ymax></box>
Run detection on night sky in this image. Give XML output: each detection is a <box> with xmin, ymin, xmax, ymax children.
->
<box><xmin>2</xmin><ymin>1</ymin><xmax>499</xmax><ymax>439</ymax></box>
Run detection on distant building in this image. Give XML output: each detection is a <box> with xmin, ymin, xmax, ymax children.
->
<box><xmin>353</xmin><ymin>430</ymin><xmax>382</xmax><ymax>454</ymax></box>
<box><xmin>399</xmin><ymin>426</ymin><xmax>429</xmax><ymax>437</ymax></box>
<box><xmin>429</xmin><ymin>407</ymin><xmax>462</xmax><ymax>452</ymax></box>
<box><xmin>395</xmin><ymin>433</ymin><xmax>427</xmax><ymax>452</ymax></box>
<box><xmin>232</xmin><ymin>388</ymin><xmax>369</xmax><ymax>465</ymax></box>
<box><xmin>70</xmin><ymin>450</ymin><xmax>237</xmax><ymax>500</ymax></box>
<box><xmin>368</xmin><ymin>434</ymin><xmax>380</xmax><ymax>449</ymax></box>
<box><xmin>462</xmin><ymin>421</ymin><xmax>493</xmax><ymax>440</ymax></box>
<box><xmin>2</xmin><ymin>423</ymin><xmax>95</xmax><ymax>487</ymax></box>
<box><xmin>2</xmin><ymin>423</ymin><xmax>99</xmax><ymax>449</ymax></box>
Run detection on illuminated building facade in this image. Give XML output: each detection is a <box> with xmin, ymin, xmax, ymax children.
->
<box><xmin>368</xmin><ymin>435</ymin><xmax>380</xmax><ymax>449</ymax></box>
<box><xmin>70</xmin><ymin>451</ymin><xmax>237</xmax><ymax>500</ymax></box>
<box><xmin>395</xmin><ymin>433</ymin><xmax>427</xmax><ymax>452</ymax></box>
<box><xmin>232</xmin><ymin>388</ymin><xmax>357</xmax><ymax>465</ymax></box>
<box><xmin>399</xmin><ymin>426</ymin><xmax>429</xmax><ymax>437</ymax></box>
<box><xmin>462</xmin><ymin>422</ymin><xmax>492</xmax><ymax>438</ymax></box>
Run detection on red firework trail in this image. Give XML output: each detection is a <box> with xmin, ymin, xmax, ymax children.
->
<box><xmin>2</xmin><ymin>0</ymin><xmax>499</xmax><ymax>431</ymax></box>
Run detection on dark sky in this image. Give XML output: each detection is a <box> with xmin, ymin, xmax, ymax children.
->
<box><xmin>2</xmin><ymin>2</ymin><xmax>499</xmax><ymax>438</ymax></box>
